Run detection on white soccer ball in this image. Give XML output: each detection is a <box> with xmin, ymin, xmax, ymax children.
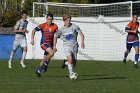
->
<box><xmin>69</xmin><ymin>72</ymin><xmax>78</xmax><ymax>80</ymax></box>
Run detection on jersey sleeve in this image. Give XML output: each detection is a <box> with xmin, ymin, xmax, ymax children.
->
<box><xmin>14</xmin><ymin>20</ymin><xmax>21</xmax><ymax>30</ymax></box>
<box><xmin>35</xmin><ymin>24</ymin><xmax>43</xmax><ymax>31</ymax></box>
<box><xmin>75</xmin><ymin>24</ymin><xmax>82</xmax><ymax>33</ymax></box>
<box><xmin>55</xmin><ymin>27</ymin><xmax>62</xmax><ymax>38</ymax></box>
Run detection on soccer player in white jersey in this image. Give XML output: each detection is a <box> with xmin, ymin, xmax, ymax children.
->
<box><xmin>8</xmin><ymin>11</ymin><xmax>28</xmax><ymax>68</ymax></box>
<box><xmin>53</xmin><ymin>14</ymin><xmax>84</xmax><ymax>77</ymax></box>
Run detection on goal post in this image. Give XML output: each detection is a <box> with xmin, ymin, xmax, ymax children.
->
<box><xmin>33</xmin><ymin>2</ymin><xmax>48</xmax><ymax>17</ymax></box>
<box><xmin>29</xmin><ymin>1</ymin><xmax>136</xmax><ymax>61</ymax></box>
<box><xmin>33</xmin><ymin>1</ymin><xmax>132</xmax><ymax>17</ymax></box>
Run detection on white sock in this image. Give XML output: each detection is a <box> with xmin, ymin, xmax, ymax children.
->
<box><xmin>134</xmin><ymin>61</ymin><xmax>137</xmax><ymax>64</ymax></box>
<box><xmin>68</xmin><ymin>64</ymin><xmax>74</xmax><ymax>74</ymax></box>
<box><xmin>65</xmin><ymin>60</ymin><xmax>68</xmax><ymax>65</ymax></box>
<box><xmin>9</xmin><ymin>51</ymin><xmax>14</xmax><ymax>62</ymax></box>
<box><xmin>21</xmin><ymin>51</ymin><xmax>26</xmax><ymax>63</ymax></box>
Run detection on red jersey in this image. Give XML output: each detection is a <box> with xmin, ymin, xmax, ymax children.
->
<box><xmin>125</xmin><ymin>21</ymin><xmax>139</xmax><ymax>42</ymax></box>
<box><xmin>35</xmin><ymin>22</ymin><xmax>58</xmax><ymax>46</ymax></box>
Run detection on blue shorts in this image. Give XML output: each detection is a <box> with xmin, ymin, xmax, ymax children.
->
<box><xmin>41</xmin><ymin>43</ymin><xmax>52</xmax><ymax>55</ymax></box>
<box><xmin>126</xmin><ymin>41</ymin><xmax>139</xmax><ymax>50</ymax></box>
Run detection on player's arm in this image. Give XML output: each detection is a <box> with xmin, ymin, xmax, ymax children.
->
<box><xmin>31</xmin><ymin>25</ymin><xmax>42</xmax><ymax>45</ymax></box>
<box><xmin>53</xmin><ymin>30</ymin><xmax>62</xmax><ymax>52</ymax></box>
<box><xmin>125</xmin><ymin>28</ymin><xmax>137</xmax><ymax>33</ymax></box>
<box><xmin>31</xmin><ymin>29</ymin><xmax>36</xmax><ymax>45</ymax></box>
<box><xmin>75</xmin><ymin>25</ymin><xmax>85</xmax><ymax>49</ymax></box>
<box><xmin>125</xmin><ymin>22</ymin><xmax>137</xmax><ymax>33</ymax></box>
<box><xmin>53</xmin><ymin>34</ymin><xmax>58</xmax><ymax>52</ymax></box>
<box><xmin>79</xmin><ymin>32</ymin><xmax>85</xmax><ymax>49</ymax></box>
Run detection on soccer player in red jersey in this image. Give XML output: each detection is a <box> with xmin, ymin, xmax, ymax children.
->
<box><xmin>31</xmin><ymin>13</ymin><xmax>58</xmax><ymax>77</ymax></box>
<box><xmin>123</xmin><ymin>14</ymin><xmax>139</xmax><ymax>68</ymax></box>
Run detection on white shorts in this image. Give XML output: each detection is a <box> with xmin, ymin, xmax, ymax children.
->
<box><xmin>64</xmin><ymin>44</ymin><xmax>78</xmax><ymax>59</ymax></box>
<box><xmin>13</xmin><ymin>34</ymin><xmax>27</xmax><ymax>50</ymax></box>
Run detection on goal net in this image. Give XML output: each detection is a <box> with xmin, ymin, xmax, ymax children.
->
<box><xmin>29</xmin><ymin>1</ymin><xmax>135</xmax><ymax>61</ymax></box>
<box><xmin>33</xmin><ymin>1</ymin><xmax>132</xmax><ymax>17</ymax></box>
<box><xmin>133</xmin><ymin>1</ymin><xmax>140</xmax><ymax>16</ymax></box>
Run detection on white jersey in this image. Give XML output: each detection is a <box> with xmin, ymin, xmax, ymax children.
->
<box><xmin>14</xmin><ymin>19</ymin><xmax>28</xmax><ymax>36</ymax></box>
<box><xmin>55</xmin><ymin>23</ymin><xmax>82</xmax><ymax>57</ymax></box>
<box><xmin>13</xmin><ymin>19</ymin><xmax>28</xmax><ymax>49</ymax></box>
<box><xmin>55</xmin><ymin>23</ymin><xmax>82</xmax><ymax>46</ymax></box>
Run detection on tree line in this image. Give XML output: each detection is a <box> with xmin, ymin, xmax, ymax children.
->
<box><xmin>0</xmin><ymin>0</ymin><xmax>139</xmax><ymax>27</ymax></box>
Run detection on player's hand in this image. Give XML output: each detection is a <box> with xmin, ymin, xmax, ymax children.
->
<box><xmin>31</xmin><ymin>39</ymin><xmax>34</xmax><ymax>45</ymax></box>
<box><xmin>53</xmin><ymin>47</ymin><xmax>57</xmax><ymax>53</ymax></box>
<box><xmin>25</xmin><ymin>30</ymin><xmax>29</xmax><ymax>33</ymax></box>
<box><xmin>22</xmin><ymin>29</ymin><xmax>27</xmax><ymax>32</ymax></box>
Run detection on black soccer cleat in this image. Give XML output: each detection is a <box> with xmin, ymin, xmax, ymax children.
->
<box><xmin>123</xmin><ymin>59</ymin><xmax>126</xmax><ymax>64</ymax></box>
<box><xmin>62</xmin><ymin>60</ymin><xmax>67</xmax><ymax>68</ymax></box>
<box><xmin>133</xmin><ymin>64</ymin><xmax>138</xmax><ymax>68</ymax></box>
<box><xmin>36</xmin><ymin>71</ymin><xmax>41</xmax><ymax>77</ymax></box>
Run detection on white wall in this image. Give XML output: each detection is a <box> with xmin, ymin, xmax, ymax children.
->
<box><xmin>26</xmin><ymin>17</ymin><xmax>138</xmax><ymax>61</ymax></box>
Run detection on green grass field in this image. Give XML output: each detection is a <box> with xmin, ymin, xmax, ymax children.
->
<box><xmin>0</xmin><ymin>59</ymin><xmax>140</xmax><ymax>93</ymax></box>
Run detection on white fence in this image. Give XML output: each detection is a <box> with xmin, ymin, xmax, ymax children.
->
<box><xmin>25</xmin><ymin>16</ymin><xmax>139</xmax><ymax>61</ymax></box>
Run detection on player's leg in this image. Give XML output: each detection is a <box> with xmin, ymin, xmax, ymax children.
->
<box><xmin>20</xmin><ymin>47</ymin><xmax>27</xmax><ymax>68</ymax></box>
<box><xmin>64</xmin><ymin>46</ymin><xmax>75</xmax><ymax>74</ymax></box>
<box><xmin>61</xmin><ymin>46</ymin><xmax>70</xmax><ymax>68</ymax></box>
<box><xmin>36</xmin><ymin>44</ymin><xmax>54</xmax><ymax>77</ymax></box>
<box><xmin>20</xmin><ymin>37</ymin><xmax>27</xmax><ymax>68</ymax></box>
<box><xmin>133</xmin><ymin>41</ymin><xmax>139</xmax><ymax>68</ymax></box>
<box><xmin>62</xmin><ymin>44</ymin><xmax>78</xmax><ymax>68</ymax></box>
<box><xmin>43</xmin><ymin>52</ymin><xmax>52</xmax><ymax>72</ymax></box>
<box><xmin>8</xmin><ymin>50</ymin><xmax>16</xmax><ymax>68</ymax></box>
<box><xmin>72</xmin><ymin>44</ymin><xmax>78</xmax><ymax>67</ymax></box>
<box><xmin>38</xmin><ymin>52</ymin><xmax>50</xmax><ymax>72</ymax></box>
<box><xmin>123</xmin><ymin>42</ymin><xmax>132</xmax><ymax>63</ymax></box>
<box><xmin>36</xmin><ymin>55</ymin><xmax>48</xmax><ymax>77</ymax></box>
<box><xmin>8</xmin><ymin>40</ymin><xmax>19</xmax><ymax>68</ymax></box>
<box><xmin>40</xmin><ymin>48</ymin><xmax>53</xmax><ymax>66</ymax></box>
<box><xmin>67</xmin><ymin>54</ymin><xmax>75</xmax><ymax>74</ymax></box>
<box><xmin>36</xmin><ymin>48</ymin><xmax>54</xmax><ymax>77</ymax></box>
<box><xmin>62</xmin><ymin>59</ymin><xmax>68</xmax><ymax>68</ymax></box>
<box><xmin>72</xmin><ymin>55</ymin><xmax>77</xmax><ymax>67</ymax></box>
<box><xmin>67</xmin><ymin>54</ymin><xmax>78</xmax><ymax>80</ymax></box>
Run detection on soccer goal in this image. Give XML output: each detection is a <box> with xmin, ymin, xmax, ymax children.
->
<box><xmin>28</xmin><ymin>1</ymin><xmax>138</xmax><ymax>61</ymax></box>
<box><xmin>33</xmin><ymin>1</ymin><xmax>132</xmax><ymax>17</ymax></box>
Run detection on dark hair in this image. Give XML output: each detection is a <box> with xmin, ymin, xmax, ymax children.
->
<box><xmin>21</xmin><ymin>11</ymin><xmax>28</xmax><ymax>15</ymax></box>
<box><xmin>46</xmin><ymin>13</ymin><xmax>53</xmax><ymax>19</ymax></box>
<box><xmin>133</xmin><ymin>12</ymin><xmax>138</xmax><ymax>17</ymax></box>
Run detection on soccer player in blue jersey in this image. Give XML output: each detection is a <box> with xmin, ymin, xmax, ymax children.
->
<box><xmin>8</xmin><ymin>11</ymin><xmax>28</xmax><ymax>68</ymax></box>
<box><xmin>53</xmin><ymin>14</ymin><xmax>84</xmax><ymax>77</ymax></box>
<box><xmin>123</xmin><ymin>14</ymin><xmax>139</xmax><ymax>68</ymax></box>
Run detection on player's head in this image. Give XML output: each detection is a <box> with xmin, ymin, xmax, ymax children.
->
<box><xmin>46</xmin><ymin>13</ymin><xmax>53</xmax><ymax>24</ymax></box>
<box><xmin>21</xmin><ymin>11</ymin><xmax>28</xmax><ymax>20</ymax></box>
<box><xmin>132</xmin><ymin>13</ymin><xmax>138</xmax><ymax>23</ymax></box>
<box><xmin>63</xmin><ymin>14</ymin><xmax>71</xmax><ymax>26</ymax></box>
